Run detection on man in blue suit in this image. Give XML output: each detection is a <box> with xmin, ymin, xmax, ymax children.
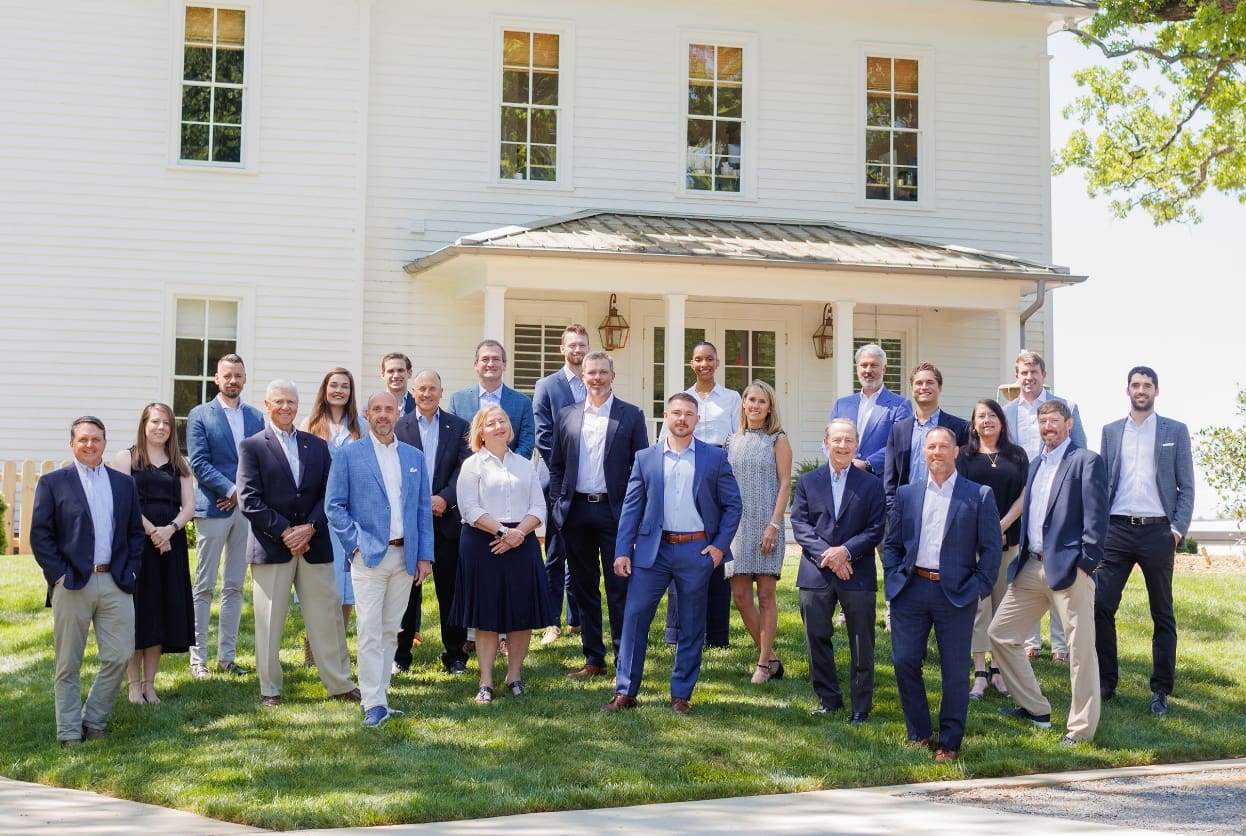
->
<box><xmin>532</xmin><ymin>325</ymin><xmax>589</xmax><ymax>645</ymax></box>
<box><xmin>237</xmin><ymin>380</ymin><xmax>358</xmax><ymax>707</ymax></box>
<box><xmin>883</xmin><ymin>362</ymin><xmax>970</xmax><ymax>511</ymax></box>
<box><xmin>883</xmin><ymin>426</ymin><xmax>1001</xmax><ymax>762</ymax></box>
<box><xmin>828</xmin><ymin>343</ymin><xmax>912</xmax><ymax>476</ymax></box>
<box><xmin>791</xmin><ymin>418</ymin><xmax>886</xmax><ymax>723</ymax></box>
<box><xmin>30</xmin><ymin>416</ymin><xmax>144</xmax><ymax>746</ymax></box>
<box><xmin>326</xmin><ymin>392</ymin><xmax>435</xmax><ymax>728</ymax></box>
<box><xmin>604</xmin><ymin>393</ymin><xmax>742</xmax><ymax>714</ymax></box>
<box><xmin>1096</xmin><ymin>366</ymin><xmax>1194</xmax><ymax>715</ymax></box>
<box><xmin>549</xmin><ymin>351</ymin><xmax>649</xmax><ymax>679</ymax></box>
<box><xmin>990</xmin><ymin>399</ymin><xmax>1109</xmax><ymax>744</ymax></box>
<box><xmin>186</xmin><ymin>353</ymin><xmax>266</xmax><ymax>679</ymax></box>
<box><xmin>447</xmin><ymin>339</ymin><xmax>535</xmax><ymax>458</ymax></box>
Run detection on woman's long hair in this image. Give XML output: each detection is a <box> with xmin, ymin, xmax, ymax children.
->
<box><xmin>964</xmin><ymin>398</ymin><xmax>1024</xmax><ymax>461</ymax></box>
<box><xmin>133</xmin><ymin>402</ymin><xmax>191</xmax><ymax>476</ymax></box>
<box><xmin>306</xmin><ymin>367</ymin><xmax>361</xmax><ymax>442</ymax></box>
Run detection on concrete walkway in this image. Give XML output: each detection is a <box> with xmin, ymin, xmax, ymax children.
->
<box><xmin>4</xmin><ymin>758</ymin><xmax>1241</xmax><ymax>835</ymax></box>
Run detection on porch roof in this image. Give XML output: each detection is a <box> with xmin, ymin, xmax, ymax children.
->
<box><xmin>403</xmin><ymin>211</ymin><xmax>1085</xmax><ymax>285</ymax></box>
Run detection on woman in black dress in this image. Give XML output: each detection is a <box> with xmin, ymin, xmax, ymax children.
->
<box><xmin>112</xmin><ymin>402</ymin><xmax>195</xmax><ymax>704</ymax></box>
<box><xmin>955</xmin><ymin>398</ymin><xmax>1028</xmax><ymax>700</ymax></box>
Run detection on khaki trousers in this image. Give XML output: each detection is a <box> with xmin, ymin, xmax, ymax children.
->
<box><xmin>989</xmin><ymin>558</ymin><xmax>1100</xmax><ymax>742</ymax></box>
<box><xmin>972</xmin><ymin>545</ymin><xmax>1017</xmax><ymax>655</ymax></box>
<box><xmin>252</xmin><ymin>557</ymin><xmax>353</xmax><ymax>698</ymax></box>
<box><xmin>52</xmin><ymin>572</ymin><xmax>134</xmax><ymax>742</ymax></box>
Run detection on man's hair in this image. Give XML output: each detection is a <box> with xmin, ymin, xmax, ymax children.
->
<box><xmin>412</xmin><ymin>369</ymin><xmax>443</xmax><ymax>387</ymax></box>
<box><xmin>474</xmin><ymin>339</ymin><xmax>507</xmax><ymax>363</ymax></box>
<box><xmin>217</xmin><ymin>353</ymin><xmax>245</xmax><ymax>370</ymax></box>
<box><xmin>1127</xmin><ymin>365</ymin><xmax>1158</xmax><ymax>387</ymax></box>
<box><xmin>925</xmin><ymin>425</ymin><xmax>958</xmax><ymax>446</ymax></box>
<box><xmin>582</xmin><ymin>350</ymin><xmax>613</xmax><ymax>371</ymax></box>
<box><xmin>667</xmin><ymin>392</ymin><xmax>698</xmax><ymax>409</ymax></box>
<box><xmin>1037</xmin><ymin>399</ymin><xmax>1072</xmax><ymax>420</ymax></box>
<box><xmin>70</xmin><ymin>415</ymin><xmax>106</xmax><ymax>440</ymax></box>
<box><xmin>366</xmin><ymin>391</ymin><xmax>399</xmax><ymax>410</ymax></box>
<box><xmin>562</xmin><ymin>324</ymin><xmax>590</xmax><ymax>343</ymax></box>
<box><xmin>265</xmin><ymin>379</ymin><xmax>299</xmax><ymax>401</ymax></box>
<box><xmin>380</xmin><ymin>352</ymin><xmax>412</xmax><ymax>372</ymax></box>
<box><xmin>1015</xmin><ymin>350</ymin><xmax>1046</xmax><ymax>374</ymax></box>
<box><xmin>909</xmin><ymin>361</ymin><xmax>943</xmax><ymax>387</ymax></box>
<box><xmin>855</xmin><ymin>343</ymin><xmax>887</xmax><ymax>367</ymax></box>
<box><xmin>825</xmin><ymin>417</ymin><xmax>859</xmax><ymax>442</ymax></box>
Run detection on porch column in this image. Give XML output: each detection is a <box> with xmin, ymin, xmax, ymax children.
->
<box><xmin>1000</xmin><ymin>309</ymin><xmax>1021</xmax><ymax>387</ymax></box>
<box><xmin>482</xmin><ymin>285</ymin><xmax>507</xmax><ymax>343</ymax></box>
<box><xmin>834</xmin><ymin>301</ymin><xmax>855</xmax><ymax>400</ymax></box>
<box><xmin>663</xmin><ymin>293</ymin><xmax>688</xmax><ymax>405</ymax></box>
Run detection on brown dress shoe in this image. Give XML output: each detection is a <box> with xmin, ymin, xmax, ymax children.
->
<box><xmin>332</xmin><ymin>687</ymin><xmax>362</xmax><ymax>702</ymax></box>
<box><xmin>567</xmin><ymin>664</ymin><xmax>607</xmax><ymax>679</ymax></box>
<box><xmin>261</xmin><ymin>695</ymin><xmax>282</xmax><ymax>707</ymax></box>
<box><xmin>907</xmin><ymin>737</ymin><xmax>933</xmax><ymax>749</ymax></box>
<box><xmin>61</xmin><ymin>738</ymin><xmax>82</xmax><ymax>748</ymax></box>
<box><xmin>602</xmin><ymin>693</ymin><xmax>637</xmax><ymax>713</ymax></box>
<box><xmin>934</xmin><ymin>746</ymin><xmax>959</xmax><ymax>763</ymax></box>
<box><xmin>81</xmin><ymin>725</ymin><xmax>108</xmax><ymax>741</ymax></box>
<box><xmin>670</xmin><ymin>697</ymin><xmax>691</xmax><ymax>714</ymax></box>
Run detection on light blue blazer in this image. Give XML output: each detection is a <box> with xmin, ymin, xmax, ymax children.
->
<box><xmin>186</xmin><ymin>398</ymin><xmax>265</xmax><ymax>517</ymax></box>
<box><xmin>447</xmin><ymin>384</ymin><xmax>536</xmax><ymax>459</ymax></box>
<box><xmin>325</xmin><ymin>436</ymin><xmax>434</xmax><ymax>575</ymax></box>
<box><xmin>829</xmin><ymin>386</ymin><xmax>912</xmax><ymax>474</ymax></box>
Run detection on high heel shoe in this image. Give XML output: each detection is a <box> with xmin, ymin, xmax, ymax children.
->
<box><xmin>768</xmin><ymin>658</ymin><xmax>784</xmax><ymax>680</ymax></box>
<box><xmin>751</xmin><ymin>663</ymin><xmax>772</xmax><ymax>684</ymax></box>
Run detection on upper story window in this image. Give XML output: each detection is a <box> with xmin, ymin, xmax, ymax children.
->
<box><xmin>865</xmin><ymin>56</ymin><xmax>919</xmax><ymax>202</ymax></box>
<box><xmin>685</xmin><ymin>43</ymin><xmax>743</xmax><ymax>193</ymax></box>
<box><xmin>500</xmin><ymin>31</ymin><xmax>560</xmax><ymax>182</ymax></box>
<box><xmin>180</xmin><ymin>6</ymin><xmax>247</xmax><ymax>165</ymax></box>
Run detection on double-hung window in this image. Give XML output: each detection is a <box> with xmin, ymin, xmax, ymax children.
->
<box><xmin>500</xmin><ymin>30</ymin><xmax>561</xmax><ymax>182</ymax></box>
<box><xmin>865</xmin><ymin>56</ymin><xmax>920</xmax><ymax>202</ymax></box>
<box><xmin>685</xmin><ymin>42</ymin><xmax>744</xmax><ymax>193</ymax></box>
<box><xmin>180</xmin><ymin>6</ymin><xmax>248</xmax><ymax>165</ymax></box>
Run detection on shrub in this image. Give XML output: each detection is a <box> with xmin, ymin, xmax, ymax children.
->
<box><xmin>0</xmin><ymin>492</ymin><xmax>7</xmax><ymax>554</ymax></box>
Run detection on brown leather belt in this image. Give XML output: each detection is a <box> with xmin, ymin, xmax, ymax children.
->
<box><xmin>388</xmin><ymin>538</ymin><xmax>404</xmax><ymax>547</ymax></box>
<box><xmin>93</xmin><ymin>563</ymin><xmax>111</xmax><ymax>573</ymax></box>
<box><xmin>914</xmin><ymin>567</ymin><xmax>941</xmax><ymax>581</ymax></box>
<box><xmin>662</xmin><ymin>531</ymin><xmax>706</xmax><ymax>544</ymax></box>
<box><xmin>1110</xmin><ymin>515</ymin><xmax>1168</xmax><ymax>526</ymax></box>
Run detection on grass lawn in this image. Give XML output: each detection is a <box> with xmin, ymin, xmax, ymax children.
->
<box><xmin>1</xmin><ymin>551</ymin><xmax>1243</xmax><ymax>830</ymax></box>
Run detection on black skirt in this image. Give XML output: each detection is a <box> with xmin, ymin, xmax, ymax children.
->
<box><xmin>450</xmin><ymin>526</ymin><xmax>554</xmax><ymax>633</ymax></box>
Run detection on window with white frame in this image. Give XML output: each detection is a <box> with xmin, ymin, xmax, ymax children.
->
<box><xmin>511</xmin><ymin>320</ymin><xmax>569</xmax><ymax>396</ymax></box>
<box><xmin>865</xmin><ymin>56</ymin><xmax>920</xmax><ymax>202</ymax></box>
<box><xmin>500</xmin><ymin>30</ymin><xmax>560</xmax><ymax>182</ymax></box>
<box><xmin>685</xmin><ymin>43</ymin><xmax>744</xmax><ymax>193</ymax></box>
<box><xmin>173</xmin><ymin>298</ymin><xmax>239</xmax><ymax>449</ymax></box>
<box><xmin>852</xmin><ymin>336</ymin><xmax>905</xmax><ymax>394</ymax></box>
<box><xmin>180</xmin><ymin>6</ymin><xmax>247</xmax><ymax>164</ymax></box>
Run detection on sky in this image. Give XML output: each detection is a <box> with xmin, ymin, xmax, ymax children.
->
<box><xmin>1045</xmin><ymin>32</ymin><xmax>1244</xmax><ymax>520</ymax></box>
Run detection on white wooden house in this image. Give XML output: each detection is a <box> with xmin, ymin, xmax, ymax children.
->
<box><xmin>0</xmin><ymin>0</ymin><xmax>1094</xmax><ymax>465</ymax></box>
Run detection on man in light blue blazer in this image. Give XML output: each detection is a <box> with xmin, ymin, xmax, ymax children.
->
<box><xmin>326</xmin><ymin>392</ymin><xmax>434</xmax><ymax>728</ymax></box>
<box><xmin>828</xmin><ymin>343</ymin><xmax>912</xmax><ymax>476</ymax></box>
<box><xmin>604</xmin><ymin>393</ymin><xmax>742</xmax><ymax>715</ymax></box>
<box><xmin>186</xmin><ymin>353</ymin><xmax>265</xmax><ymax>679</ymax></box>
<box><xmin>447</xmin><ymin>339</ymin><xmax>535</xmax><ymax>458</ymax></box>
<box><xmin>1095</xmin><ymin>366</ymin><xmax>1193</xmax><ymax>715</ymax></box>
<box><xmin>882</xmin><ymin>426</ymin><xmax>1001</xmax><ymax>762</ymax></box>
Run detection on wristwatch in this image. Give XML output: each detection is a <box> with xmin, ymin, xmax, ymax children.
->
<box><xmin>496</xmin><ymin>527</ymin><xmax>508</xmax><ymax>539</ymax></box>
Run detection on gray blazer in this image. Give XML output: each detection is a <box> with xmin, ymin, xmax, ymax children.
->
<box><xmin>1100</xmin><ymin>415</ymin><xmax>1195</xmax><ymax>541</ymax></box>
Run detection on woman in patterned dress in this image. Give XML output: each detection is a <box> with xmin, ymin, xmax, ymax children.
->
<box><xmin>725</xmin><ymin>380</ymin><xmax>793</xmax><ymax>684</ymax></box>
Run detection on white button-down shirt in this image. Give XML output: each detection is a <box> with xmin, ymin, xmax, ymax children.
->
<box><xmin>856</xmin><ymin>388</ymin><xmax>881</xmax><ymax>436</ymax></box>
<box><xmin>576</xmin><ymin>395</ymin><xmax>612</xmax><ymax>494</ymax></box>
<box><xmin>1014</xmin><ymin>393</ymin><xmax>1049</xmax><ymax>459</ymax></box>
<box><xmin>370</xmin><ymin>432</ymin><xmax>404</xmax><ymax>540</ymax></box>
<box><xmin>1026</xmin><ymin>436</ymin><xmax>1071</xmax><ymax>554</ymax></box>
<box><xmin>458</xmin><ymin>448</ymin><xmax>545</xmax><ymax>526</ymax></box>
<box><xmin>916</xmin><ymin>471</ymin><xmax>956</xmax><ymax>570</ymax></box>
<box><xmin>1110</xmin><ymin>413</ymin><xmax>1165</xmax><ymax>518</ymax></box>
<box><xmin>686</xmin><ymin>384</ymin><xmax>742</xmax><ymax>446</ymax></box>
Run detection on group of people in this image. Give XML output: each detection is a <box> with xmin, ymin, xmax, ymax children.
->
<box><xmin>29</xmin><ymin>332</ymin><xmax>1192</xmax><ymax>759</ymax></box>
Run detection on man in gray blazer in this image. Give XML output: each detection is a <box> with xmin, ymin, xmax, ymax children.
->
<box><xmin>1096</xmin><ymin>366</ymin><xmax>1194</xmax><ymax>716</ymax></box>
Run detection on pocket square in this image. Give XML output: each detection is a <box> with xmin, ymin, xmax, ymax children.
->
<box><xmin>409</xmin><ymin>467</ymin><xmax>418</xmax><ymax>472</ymax></box>
<box><xmin>1162</xmin><ymin>442</ymin><xmax>1174</xmax><ymax>447</ymax></box>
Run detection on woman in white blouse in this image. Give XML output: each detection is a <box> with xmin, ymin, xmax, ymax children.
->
<box><xmin>451</xmin><ymin>406</ymin><xmax>552</xmax><ymax>704</ymax></box>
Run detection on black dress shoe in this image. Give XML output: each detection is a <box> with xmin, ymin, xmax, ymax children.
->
<box><xmin>1151</xmin><ymin>692</ymin><xmax>1169</xmax><ymax>716</ymax></box>
<box><xmin>849</xmin><ymin>711</ymin><xmax>869</xmax><ymax>725</ymax></box>
<box><xmin>446</xmin><ymin>659</ymin><xmax>467</xmax><ymax>675</ymax></box>
<box><xmin>1100</xmin><ymin>685</ymin><xmax>1116</xmax><ymax>700</ymax></box>
<box><xmin>998</xmin><ymin>706</ymin><xmax>1052</xmax><ymax>728</ymax></box>
<box><xmin>811</xmin><ymin>702</ymin><xmax>844</xmax><ymax>717</ymax></box>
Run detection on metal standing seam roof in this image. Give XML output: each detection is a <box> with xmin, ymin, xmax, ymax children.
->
<box><xmin>403</xmin><ymin>211</ymin><xmax>1081</xmax><ymax>280</ymax></box>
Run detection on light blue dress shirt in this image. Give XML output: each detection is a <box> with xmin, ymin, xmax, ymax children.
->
<box><xmin>909</xmin><ymin>408</ymin><xmax>943</xmax><ymax>486</ymax></box>
<box><xmin>662</xmin><ymin>439</ymin><xmax>704</xmax><ymax>533</ymax></box>
<box><xmin>417</xmin><ymin>410</ymin><xmax>439</xmax><ymax>490</ymax></box>
<box><xmin>75</xmin><ymin>461</ymin><xmax>115</xmax><ymax>567</ymax></box>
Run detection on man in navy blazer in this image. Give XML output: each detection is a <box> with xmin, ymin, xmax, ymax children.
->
<box><xmin>1095</xmin><ymin>366</ymin><xmax>1194</xmax><ymax>715</ymax></box>
<box><xmin>381</xmin><ymin>351</ymin><xmax>416</xmax><ymax>416</ymax></box>
<box><xmin>791</xmin><ymin>419</ymin><xmax>886</xmax><ymax>722</ymax></box>
<box><xmin>883</xmin><ymin>426</ymin><xmax>1001</xmax><ymax>762</ymax></box>
<box><xmin>828</xmin><ymin>343</ymin><xmax>912</xmax><ymax>476</ymax></box>
<box><xmin>532</xmin><ymin>325</ymin><xmax>590</xmax><ymax>644</ymax></box>
<box><xmin>237</xmin><ymin>380</ymin><xmax>358</xmax><ymax>707</ymax></box>
<box><xmin>186</xmin><ymin>353</ymin><xmax>265</xmax><ymax>679</ymax></box>
<box><xmin>447</xmin><ymin>339</ymin><xmax>535</xmax><ymax>458</ymax></box>
<box><xmin>30</xmin><ymin>416</ymin><xmax>144</xmax><ymax>746</ymax></box>
<box><xmin>989</xmin><ymin>399</ymin><xmax>1109</xmax><ymax>744</ymax></box>
<box><xmin>883</xmin><ymin>362</ymin><xmax>970</xmax><ymax>510</ymax></box>
<box><xmin>393</xmin><ymin>370</ymin><xmax>472</xmax><ymax>674</ymax></box>
<box><xmin>548</xmin><ymin>351</ymin><xmax>649</xmax><ymax>679</ymax></box>
<box><xmin>604</xmin><ymin>393</ymin><xmax>742</xmax><ymax>714</ymax></box>
<box><xmin>327</xmin><ymin>391</ymin><xmax>435</xmax><ymax>728</ymax></box>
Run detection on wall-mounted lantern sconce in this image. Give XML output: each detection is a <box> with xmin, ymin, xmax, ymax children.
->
<box><xmin>598</xmin><ymin>293</ymin><xmax>631</xmax><ymax>351</ymax></box>
<box><xmin>812</xmin><ymin>303</ymin><xmax>834</xmax><ymax>359</ymax></box>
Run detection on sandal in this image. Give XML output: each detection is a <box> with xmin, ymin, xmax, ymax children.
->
<box><xmin>507</xmin><ymin>680</ymin><xmax>526</xmax><ymax>696</ymax></box>
<box><xmin>969</xmin><ymin>670</ymin><xmax>989</xmax><ymax>700</ymax></box>
<box><xmin>751</xmin><ymin>664</ymin><xmax>772</xmax><ymax>685</ymax></box>
<box><xmin>474</xmin><ymin>685</ymin><xmax>494</xmax><ymax>704</ymax></box>
<box><xmin>141</xmin><ymin>679</ymin><xmax>160</xmax><ymax>704</ymax></box>
<box><xmin>768</xmin><ymin>658</ymin><xmax>784</xmax><ymax>680</ymax></box>
<box><xmin>990</xmin><ymin>666</ymin><xmax>1010</xmax><ymax>698</ymax></box>
<box><xmin>127</xmin><ymin>679</ymin><xmax>145</xmax><ymax>705</ymax></box>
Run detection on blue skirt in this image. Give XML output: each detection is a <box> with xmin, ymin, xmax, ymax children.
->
<box><xmin>450</xmin><ymin>526</ymin><xmax>554</xmax><ymax>633</ymax></box>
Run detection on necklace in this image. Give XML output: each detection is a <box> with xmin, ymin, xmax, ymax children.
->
<box><xmin>985</xmin><ymin>452</ymin><xmax>999</xmax><ymax>468</ymax></box>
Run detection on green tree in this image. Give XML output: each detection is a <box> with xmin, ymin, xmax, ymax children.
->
<box><xmin>1054</xmin><ymin>1</ymin><xmax>1246</xmax><ymax>224</ymax></box>
<box><xmin>1196</xmin><ymin>387</ymin><xmax>1246</xmax><ymax>523</ymax></box>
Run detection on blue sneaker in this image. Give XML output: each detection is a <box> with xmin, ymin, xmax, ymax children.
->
<box><xmin>361</xmin><ymin>705</ymin><xmax>402</xmax><ymax>728</ymax></box>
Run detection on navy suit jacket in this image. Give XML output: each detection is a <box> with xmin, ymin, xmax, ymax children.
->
<box><xmin>533</xmin><ymin>368</ymin><xmax>579</xmax><ymax>467</ymax></box>
<box><xmin>790</xmin><ymin>465</ymin><xmax>886</xmax><ymax>591</ymax></box>
<box><xmin>615</xmin><ymin>440</ymin><xmax>742</xmax><ymax>570</ymax></box>
<box><xmin>447</xmin><ymin>384</ymin><xmax>536</xmax><ymax>459</ymax></box>
<box><xmin>30</xmin><ymin>464</ymin><xmax>144</xmax><ymax>604</ymax></box>
<box><xmin>1100</xmin><ymin>415</ymin><xmax>1194</xmax><ymax>540</ymax></box>
<box><xmin>828</xmin><ymin>386</ymin><xmax>912</xmax><ymax>474</ymax></box>
<box><xmin>1013</xmin><ymin>443</ymin><xmax>1108</xmax><ymax>590</ymax></box>
<box><xmin>547</xmin><ymin>396</ymin><xmax>650</xmax><ymax>528</ymax></box>
<box><xmin>395</xmin><ymin>408</ymin><xmax>472</xmax><ymax>540</ymax></box>
<box><xmin>237</xmin><ymin>427</ymin><xmax>333</xmax><ymax>565</ymax></box>
<box><xmin>882</xmin><ymin>474</ymin><xmax>1002</xmax><ymax>608</ymax></box>
<box><xmin>187</xmin><ymin>397</ymin><xmax>266</xmax><ymax>518</ymax></box>
<box><xmin>883</xmin><ymin>410</ymin><xmax>970</xmax><ymax>508</ymax></box>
